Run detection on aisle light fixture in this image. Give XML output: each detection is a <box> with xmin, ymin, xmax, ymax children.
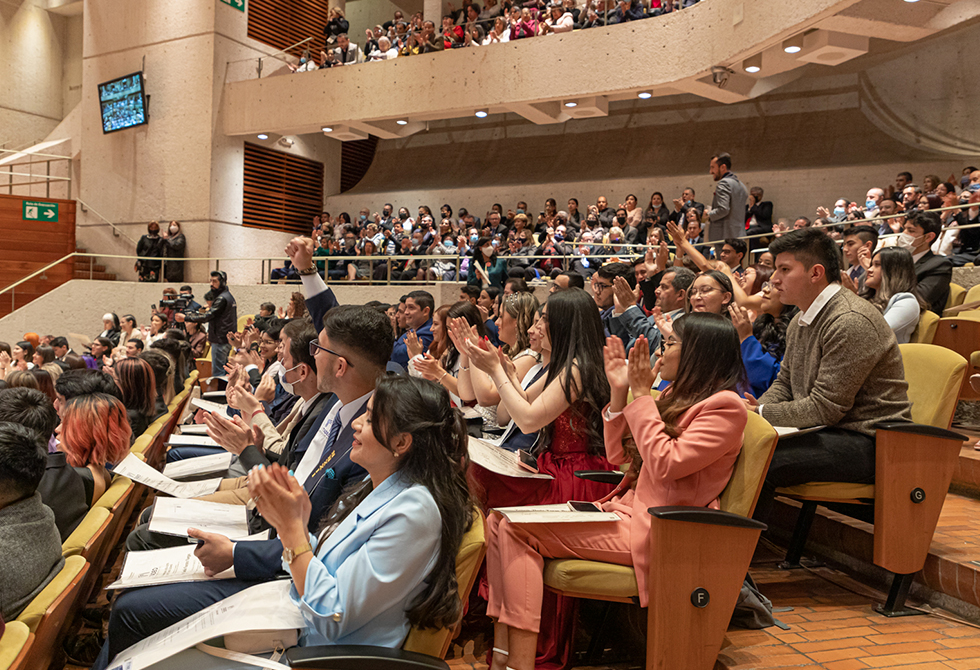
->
<box><xmin>256</xmin><ymin>133</ymin><xmax>269</xmax><ymax>140</ymax></box>
<box><xmin>396</xmin><ymin>119</ymin><xmax>408</xmax><ymax>125</ymax></box>
<box><xmin>782</xmin><ymin>35</ymin><xmax>804</xmax><ymax>54</ymax></box>
<box><xmin>742</xmin><ymin>54</ymin><xmax>762</xmax><ymax>73</ymax></box>
<box><xmin>322</xmin><ymin>127</ymin><xmax>333</xmax><ymax>133</ymax></box>
<box><xmin>637</xmin><ymin>91</ymin><xmax>652</xmax><ymax>99</ymax></box>
<box><xmin>903</xmin><ymin>0</ymin><xmax>919</xmax><ymax>3</ymax></box>
<box><xmin>475</xmin><ymin>109</ymin><xmax>488</xmax><ymax>118</ymax></box>
<box><xmin>563</xmin><ymin>100</ymin><xmax>578</xmax><ymax>108</ymax></box>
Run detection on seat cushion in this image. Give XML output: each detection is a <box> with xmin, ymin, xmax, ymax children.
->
<box><xmin>543</xmin><ymin>559</ymin><xmax>638</xmax><ymax>600</ymax></box>
<box><xmin>777</xmin><ymin>482</ymin><xmax>875</xmax><ymax>500</ymax></box>
<box><xmin>0</xmin><ymin>621</ymin><xmax>31</xmax><ymax>669</ymax></box>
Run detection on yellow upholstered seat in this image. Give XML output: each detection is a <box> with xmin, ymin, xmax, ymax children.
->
<box><xmin>15</xmin><ymin>555</ymin><xmax>87</xmax><ymax>632</ymax></box>
<box><xmin>965</xmin><ymin>284</ymin><xmax>980</xmax><ymax>305</ymax></box>
<box><xmin>777</xmin><ymin>482</ymin><xmax>874</xmax><ymax>501</ymax></box>
<box><xmin>237</xmin><ymin>314</ymin><xmax>254</xmax><ymax>332</ymax></box>
<box><xmin>94</xmin><ymin>476</ymin><xmax>133</xmax><ymax>511</ymax></box>
<box><xmin>544</xmin><ymin>411</ymin><xmax>778</xmax><ymax>602</ymax></box>
<box><xmin>0</xmin><ymin>621</ymin><xmax>32</xmax><ymax>670</ymax></box>
<box><xmin>403</xmin><ymin>508</ymin><xmax>487</xmax><ymax>658</ymax></box>
<box><xmin>912</xmin><ymin>310</ymin><xmax>939</xmax><ymax>343</ymax></box>
<box><xmin>947</xmin><ymin>283</ymin><xmax>966</xmax><ymax>309</ymax></box>
<box><xmin>61</xmin><ymin>507</ymin><xmax>111</xmax><ymax>558</ymax></box>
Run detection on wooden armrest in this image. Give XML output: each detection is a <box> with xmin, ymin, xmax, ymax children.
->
<box><xmin>285</xmin><ymin>645</ymin><xmax>449</xmax><ymax>670</ymax></box>
<box><xmin>873</xmin><ymin>421</ymin><xmax>967</xmax><ymax>443</ymax></box>
<box><xmin>647</xmin><ymin>505</ymin><xmax>767</xmax><ymax>531</ymax></box>
<box><xmin>574</xmin><ymin>470</ymin><xmax>625</xmax><ymax>485</ymax></box>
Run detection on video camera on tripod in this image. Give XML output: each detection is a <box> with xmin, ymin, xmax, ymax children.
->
<box><xmin>159</xmin><ymin>293</ymin><xmax>194</xmax><ymax>312</ymax></box>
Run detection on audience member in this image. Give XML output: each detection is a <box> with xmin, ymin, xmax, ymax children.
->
<box><xmin>0</xmin><ymin>422</ymin><xmax>65</xmax><ymax>620</ymax></box>
<box><xmin>176</xmin><ymin>270</ymin><xmax>238</xmax><ymax>374</ymax></box>
<box><xmin>900</xmin><ymin>211</ymin><xmax>953</xmax><ymax>314</ymax></box>
<box><xmin>850</xmin><ymin>247</ymin><xmax>926</xmax><ymax>344</ymax></box>
<box><xmin>706</xmin><ymin>153</ymin><xmax>749</xmax><ymax>253</ymax></box>
<box><xmin>113</xmin><ymin>357</ymin><xmax>159</xmax><ymax>437</ymax></box>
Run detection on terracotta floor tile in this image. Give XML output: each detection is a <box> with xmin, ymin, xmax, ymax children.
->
<box><xmin>858</xmin><ymin>651</ymin><xmax>946</xmax><ymax>667</ymax></box>
<box><xmin>864</xmin><ymin>631</ymin><xmax>950</xmax><ymax>645</ymax></box>
<box><xmin>808</xmin><ymin>648</ymin><xmax>869</xmax><ymax>663</ymax></box>
<box><xmin>944</xmin><ymin>659</ymin><xmax>980</xmax><ymax>670</ymax></box>
<box><xmin>802</xmin><ymin>627</ymin><xmax>881</xmax><ymax>642</ymax></box>
<box><xmin>942</xmin><ymin>637</ymin><xmax>980</xmax><ymax>649</ymax></box>
<box><xmin>824</xmin><ymin>661</ymin><xmax>870</xmax><ymax>670</ymax></box>
<box><xmin>940</xmin><ymin>647</ymin><xmax>980</xmax><ymax>660</ymax></box>
<box><xmin>793</xmin><ymin>638</ymin><xmax>874</xmax><ymax>654</ymax></box>
<box><xmin>858</xmin><ymin>642</ymin><xmax>948</xmax><ymax>657</ymax></box>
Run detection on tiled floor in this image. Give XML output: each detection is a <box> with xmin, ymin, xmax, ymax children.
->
<box><xmin>445</xmin><ymin>545</ymin><xmax>980</xmax><ymax>670</ymax></box>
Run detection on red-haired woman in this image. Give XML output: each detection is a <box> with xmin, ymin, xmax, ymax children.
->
<box><xmin>57</xmin><ymin>394</ymin><xmax>132</xmax><ymax>504</ymax></box>
<box><xmin>113</xmin><ymin>357</ymin><xmax>158</xmax><ymax>438</ymax></box>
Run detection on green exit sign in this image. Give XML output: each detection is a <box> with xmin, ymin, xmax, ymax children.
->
<box><xmin>23</xmin><ymin>200</ymin><xmax>59</xmax><ymax>222</ymax></box>
<box><xmin>220</xmin><ymin>0</ymin><xmax>244</xmax><ymax>12</ymax></box>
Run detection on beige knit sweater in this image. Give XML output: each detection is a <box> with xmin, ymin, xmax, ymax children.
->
<box><xmin>759</xmin><ymin>288</ymin><xmax>912</xmax><ymax>436</ymax></box>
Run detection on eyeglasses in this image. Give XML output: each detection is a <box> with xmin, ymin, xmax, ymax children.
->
<box><xmin>688</xmin><ymin>287</ymin><xmax>719</xmax><ymax>298</ymax></box>
<box><xmin>309</xmin><ymin>341</ymin><xmax>354</xmax><ymax>366</ymax></box>
<box><xmin>761</xmin><ymin>282</ymin><xmax>771</xmax><ymax>292</ymax></box>
<box><xmin>590</xmin><ymin>277</ymin><xmax>612</xmax><ymax>291</ymax></box>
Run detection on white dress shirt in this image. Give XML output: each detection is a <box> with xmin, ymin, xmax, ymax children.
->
<box><xmin>293</xmin><ymin>391</ymin><xmax>372</xmax><ymax>485</ymax></box>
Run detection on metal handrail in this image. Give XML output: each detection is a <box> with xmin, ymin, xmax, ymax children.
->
<box><xmin>76</xmin><ymin>199</ymin><xmax>139</xmax><ymax>245</ymax></box>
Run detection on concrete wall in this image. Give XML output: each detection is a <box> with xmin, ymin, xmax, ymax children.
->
<box><xmin>0</xmin><ymin>0</ymin><xmax>69</xmax><ymax>149</ymax></box>
<box><xmin>0</xmin><ymin>279</ymin><xmax>525</xmax><ymax>342</ymax></box>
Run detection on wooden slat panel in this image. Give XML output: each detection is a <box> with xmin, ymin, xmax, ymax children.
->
<box><xmin>242</xmin><ymin>142</ymin><xmax>324</xmax><ymax>236</ymax></box>
<box><xmin>341</xmin><ymin>136</ymin><xmax>378</xmax><ymax>193</ymax></box>
<box><xmin>247</xmin><ymin>0</ymin><xmax>329</xmax><ymax>56</ymax></box>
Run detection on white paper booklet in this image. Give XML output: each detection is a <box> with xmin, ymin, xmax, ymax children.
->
<box><xmin>112</xmin><ymin>453</ymin><xmax>222</xmax><ymax>498</ymax></box>
<box><xmin>177</xmin><ymin>424</ymin><xmax>210</xmax><ymax>435</ymax></box>
<box><xmin>166</xmin><ymin>434</ymin><xmax>221</xmax><ymax>447</ymax></box>
<box><xmin>148</xmin><ymin>498</ymin><xmax>251</xmax><ymax>539</ymax></box>
<box><xmin>107</xmin><ymin>534</ymin><xmax>270</xmax><ymax>590</ymax></box>
<box><xmin>468</xmin><ymin>437</ymin><xmax>553</xmax><ymax>480</ymax></box>
<box><xmin>191</xmin><ymin>398</ymin><xmax>230</xmax><ymax>418</ymax></box>
<box><xmin>163</xmin><ymin>452</ymin><xmax>234</xmax><ymax>480</ymax></box>
<box><xmin>493</xmin><ymin>503</ymin><xmax>621</xmax><ymax>524</ymax></box>
<box><xmin>107</xmin><ymin>580</ymin><xmax>304</xmax><ymax>670</ymax></box>
<box><xmin>774</xmin><ymin>425</ymin><xmax>826</xmax><ymax>438</ymax></box>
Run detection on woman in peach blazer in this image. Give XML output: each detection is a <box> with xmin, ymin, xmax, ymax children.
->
<box><xmin>485</xmin><ymin>313</ymin><xmax>747</xmax><ymax>670</ymax></box>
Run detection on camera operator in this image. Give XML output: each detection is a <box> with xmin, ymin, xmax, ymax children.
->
<box><xmin>175</xmin><ymin>271</ymin><xmax>237</xmax><ymax>376</ymax></box>
<box><xmin>178</xmin><ymin>285</ymin><xmax>202</xmax><ymax>313</ymax></box>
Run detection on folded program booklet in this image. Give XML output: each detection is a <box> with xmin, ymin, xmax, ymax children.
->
<box><xmin>111</xmin><ymin>453</ymin><xmax>221</xmax><ymax>498</ymax></box>
<box><xmin>147</xmin><ymin>497</ymin><xmax>251</xmax><ymax>539</ymax></box>
<box><xmin>468</xmin><ymin>436</ymin><xmax>553</xmax><ymax>480</ymax></box>
<box><xmin>492</xmin><ymin>503</ymin><xmax>621</xmax><ymax>524</ymax></box>
<box><xmin>163</xmin><ymin>452</ymin><xmax>234</xmax><ymax>480</ymax></box>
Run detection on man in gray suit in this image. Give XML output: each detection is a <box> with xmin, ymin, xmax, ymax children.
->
<box><xmin>707</xmin><ymin>152</ymin><xmax>748</xmax><ymax>255</ymax></box>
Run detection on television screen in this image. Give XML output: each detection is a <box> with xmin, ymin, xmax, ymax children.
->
<box><xmin>98</xmin><ymin>72</ymin><xmax>148</xmax><ymax>133</ymax></box>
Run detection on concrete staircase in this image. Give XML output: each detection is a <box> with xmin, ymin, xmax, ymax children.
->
<box><xmin>0</xmin><ymin>248</ymin><xmax>117</xmax><ymax>318</ymax></box>
<box><xmin>73</xmin><ymin>247</ymin><xmax>118</xmax><ymax>281</ymax></box>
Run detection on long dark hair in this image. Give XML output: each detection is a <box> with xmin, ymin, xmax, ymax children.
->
<box><xmin>541</xmin><ymin>288</ymin><xmax>610</xmax><ymax>456</ymax></box>
<box><xmin>443</xmin><ymin>301</ymin><xmax>487</xmax><ymax>373</ymax></box>
<box><xmin>114</xmin><ymin>357</ymin><xmax>158</xmax><ymax>416</ymax></box>
<box><xmin>316</xmin><ymin>376</ymin><xmax>472</xmax><ymax>631</ymax></box>
<box><xmin>657</xmin><ymin>313</ymin><xmax>745</xmax><ymax>438</ymax></box>
<box><xmin>752</xmin><ymin>306</ymin><xmax>797</xmax><ymax>361</ymax></box>
<box><xmin>859</xmin><ymin>246</ymin><xmax>929</xmax><ymax>312</ymax></box>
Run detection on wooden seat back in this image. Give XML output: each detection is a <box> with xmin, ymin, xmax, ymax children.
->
<box><xmin>931</xmin><ymin>320</ymin><xmax>980</xmax><ymax>401</ymax></box>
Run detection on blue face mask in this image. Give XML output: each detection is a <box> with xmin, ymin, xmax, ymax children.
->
<box><xmin>359</xmin><ymin>214</ymin><xmax>367</xmax><ymax>221</ymax></box>
<box><xmin>865</xmin><ymin>199</ymin><xmax>877</xmax><ymax>210</ymax></box>
<box><xmin>443</xmin><ymin>240</ymin><xmax>453</xmax><ymax>248</ymax></box>
<box><xmin>516</xmin><ymin>208</ymin><xmax>525</xmax><ymax>214</ymax></box>
<box><xmin>834</xmin><ymin>207</ymin><xmax>846</xmax><ymax>218</ymax></box>
<box><xmin>554</xmin><ymin>233</ymin><xmax>564</xmax><ymax>242</ymax></box>
<box><xmin>470</xmin><ymin>234</ymin><xmax>478</xmax><ymax>243</ymax></box>
<box><xmin>491</xmin><ymin>240</ymin><xmax>500</xmax><ymax>248</ymax></box>
<box><xmin>299</xmin><ymin>57</ymin><xmax>308</xmax><ymax>64</ymax></box>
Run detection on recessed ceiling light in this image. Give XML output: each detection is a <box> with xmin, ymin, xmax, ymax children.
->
<box><xmin>903</xmin><ymin>0</ymin><xmax>919</xmax><ymax>3</ymax></box>
<box><xmin>563</xmin><ymin>101</ymin><xmax>577</xmax><ymax>108</ymax></box>
<box><xmin>743</xmin><ymin>54</ymin><xmax>762</xmax><ymax>74</ymax></box>
<box><xmin>396</xmin><ymin>119</ymin><xmax>408</xmax><ymax>126</ymax></box>
<box><xmin>782</xmin><ymin>35</ymin><xmax>803</xmax><ymax>54</ymax></box>
<box><xmin>257</xmin><ymin>133</ymin><xmax>269</xmax><ymax>140</ymax></box>
<box><xmin>475</xmin><ymin>109</ymin><xmax>488</xmax><ymax>118</ymax></box>
<box><xmin>321</xmin><ymin>126</ymin><xmax>332</xmax><ymax>132</ymax></box>
<box><xmin>637</xmin><ymin>91</ymin><xmax>652</xmax><ymax>99</ymax></box>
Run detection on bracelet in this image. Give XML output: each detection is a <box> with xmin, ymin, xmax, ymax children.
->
<box><xmin>459</xmin><ymin>365</ymin><xmax>470</xmax><ymax>371</ymax></box>
<box><xmin>498</xmin><ymin>379</ymin><xmax>512</xmax><ymax>389</ymax></box>
<box><xmin>298</xmin><ymin>265</ymin><xmax>318</xmax><ymax>276</ymax></box>
<box><xmin>439</xmin><ymin>371</ymin><xmax>448</xmax><ymax>383</ymax></box>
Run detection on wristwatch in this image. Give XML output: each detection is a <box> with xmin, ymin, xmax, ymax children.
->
<box><xmin>298</xmin><ymin>265</ymin><xmax>318</xmax><ymax>276</ymax></box>
<box><xmin>283</xmin><ymin>542</ymin><xmax>313</xmax><ymax>565</ymax></box>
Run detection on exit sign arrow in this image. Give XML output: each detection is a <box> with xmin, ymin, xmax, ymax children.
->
<box><xmin>22</xmin><ymin>200</ymin><xmax>59</xmax><ymax>223</ymax></box>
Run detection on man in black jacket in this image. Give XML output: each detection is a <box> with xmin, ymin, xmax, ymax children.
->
<box><xmin>904</xmin><ymin>211</ymin><xmax>952</xmax><ymax>314</ymax></box>
<box><xmin>176</xmin><ymin>271</ymin><xmax>237</xmax><ymax>377</ymax></box>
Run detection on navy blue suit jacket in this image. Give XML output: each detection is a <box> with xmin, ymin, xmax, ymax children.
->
<box><xmin>306</xmin><ymin>286</ymin><xmax>341</xmax><ymax>334</ymax></box>
<box><xmin>391</xmin><ymin>318</ymin><xmax>433</xmax><ymax>368</ymax></box>
<box><xmin>234</xmin><ymin>397</ymin><xmax>367</xmax><ymax>581</ymax></box>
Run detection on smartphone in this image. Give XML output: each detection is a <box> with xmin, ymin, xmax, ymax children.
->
<box><xmin>151</xmin><ymin>303</ymin><xmax>156</xmax><ymax>310</ymax></box>
<box><xmin>517</xmin><ymin>449</ymin><xmax>538</xmax><ymax>473</ymax></box>
<box><xmin>568</xmin><ymin>501</ymin><xmax>603</xmax><ymax>513</ymax></box>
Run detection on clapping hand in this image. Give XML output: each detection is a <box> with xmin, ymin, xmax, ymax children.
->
<box><xmin>458</xmin><ymin>334</ymin><xmax>501</xmax><ymax>375</ymax></box>
<box><xmin>248</xmin><ymin>464</ymin><xmax>311</xmax><ymax>543</ymax></box>
<box><xmin>414</xmin><ymin>353</ymin><xmax>445</xmax><ymax>381</ymax></box>
<box><xmin>652</xmin><ymin>307</ymin><xmax>674</xmax><ymax>340</ymax></box>
<box><xmin>856</xmin><ymin>245</ymin><xmax>872</xmax><ymax>270</ymax></box>
<box><xmin>665</xmin><ymin>220</ymin><xmax>685</xmax><ymax>245</ymax></box>
<box><xmin>405</xmin><ymin>329</ymin><xmax>424</xmax><ymax>359</ymax></box>
<box><xmin>839</xmin><ymin>270</ymin><xmax>859</xmax><ymax>294</ymax></box>
<box><xmin>227</xmin><ymin>331</ymin><xmax>243</xmax><ymax>348</ymax></box>
<box><xmin>603</xmin><ymin>335</ymin><xmax>629</xmax><ymax>395</ymax></box>
<box><xmin>628</xmin><ymin>336</ymin><xmax>655</xmax><ymax>399</ymax></box>
<box><xmin>205</xmin><ymin>412</ymin><xmax>254</xmax><ymax>456</ymax></box>
<box><xmin>728</xmin><ymin>304</ymin><xmax>753</xmax><ymax>342</ymax></box>
<box><xmin>254</xmin><ymin>373</ymin><xmax>276</xmax><ymax>403</ymax></box>
<box><xmin>612</xmin><ymin>276</ymin><xmax>636</xmax><ymax>314</ymax></box>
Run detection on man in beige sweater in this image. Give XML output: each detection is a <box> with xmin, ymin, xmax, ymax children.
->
<box><xmin>747</xmin><ymin>228</ymin><xmax>912</xmax><ymax>521</ymax></box>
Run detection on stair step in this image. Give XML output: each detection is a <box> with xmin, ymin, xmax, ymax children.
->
<box><xmin>74</xmin><ymin>262</ymin><xmax>107</xmax><ymax>273</ymax></box>
<box><xmin>770</xmin><ymin>483</ymin><xmax>980</xmax><ymax>613</ymax></box>
<box><xmin>73</xmin><ymin>271</ymin><xmax>117</xmax><ymax>281</ymax></box>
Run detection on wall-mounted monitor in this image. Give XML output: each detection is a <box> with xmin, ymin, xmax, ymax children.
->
<box><xmin>98</xmin><ymin>72</ymin><xmax>148</xmax><ymax>133</ymax></box>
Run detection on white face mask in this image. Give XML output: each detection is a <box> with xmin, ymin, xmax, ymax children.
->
<box><xmin>896</xmin><ymin>232</ymin><xmax>918</xmax><ymax>250</ymax></box>
<box><xmin>278</xmin><ymin>363</ymin><xmax>302</xmax><ymax>395</ymax></box>
<box><xmin>169</xmin><ymin>226</ymin><xmax>179</xmax><ymax>234</ymax></box>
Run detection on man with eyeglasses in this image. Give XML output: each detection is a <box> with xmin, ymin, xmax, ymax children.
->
<box><xmin>591</xmin><ymin>262</ymin><xmax>632</xmax><ymax>335</ymax></box>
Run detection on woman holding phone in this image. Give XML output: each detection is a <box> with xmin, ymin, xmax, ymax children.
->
<box><xmin>484</xmin><ymin>313</ymin><xmax>747</xmax><ymax>670</ymax></box>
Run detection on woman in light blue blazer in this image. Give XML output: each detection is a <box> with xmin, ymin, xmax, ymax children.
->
<box><xmin>249</xmin><ymin>374</ymin><xmax>473</xmax><ymax>649</ymax></box>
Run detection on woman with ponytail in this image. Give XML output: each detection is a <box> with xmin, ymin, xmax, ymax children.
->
<box><xmin>246</xmin><ymin>374</ymin><xmax>473</xmax><ymax>648</ymax></box>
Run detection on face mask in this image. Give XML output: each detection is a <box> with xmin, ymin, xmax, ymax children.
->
<box><xmin>470</xmin><ymin>234</ymin><xmax>478</xmax><ymax>243</ymax></box>
<box><xmin>169</xmin><ymin>226</ymin><xmax>179</xmax><ymax>234</ymax></box>
<box><xmin>554</xmin><ymin>233</ymin><xmax>564</xmax><ymax>242</ymax></box>
<box><xmin>516</xmin><ymin>208</ymin><xmax>525</xmax><ymax>214</ymax></box>
<box><xmin>443</xmin><ymin>240</ymin><xmax>453</xmax><ymax>248</ymax></box>
<box><xmin>833</xmin><ymin>207</ymin><xmax>846</xmax><ymax>218</ymax></box>
<box><xmin>896</xmin><ymin>232</ymin><xmax>918</xmax><ymax>249</ymax></box>
<box><xmin>383</xmin><ymin>210</ymin><xmax>391</xmax><ymax>218</ymax></box>
<box><xmin>359</xmin><ymin>214</ymin><xmax>367</xmax><ymax>221</ymax></box>
<box><xmin>491</xmin><ymin>240</ymin><xmax>500</xmax><ymax>248</ymax></box>
<box><xmin>345</xmin><ymin>238</ymin><xmax>355</xmax><ymax>247</ymax></box>
<box><xmin>411</xmin><ymin>238</ymin><xmax>421</xmax><ymax>247</ymax></box>
<box><xmin>865</xmin><ymin>199</ymin><xmax>877</xmax><ymax>210</ymax></box>
<box><xmin>278</xmin><ymin>364</ymin><xmax>301</xmax><ymax>395</ymax></box>
<box><xmin>399</xmin><ymin>212</ymin><xmax>408</xmax><ymax>220</ymax></box>
<box><xmin>299</xmin><ymin>57</ymin><xmax>308</xmax><ymax>64</ymax></box>
<box><xmin>481</xmin><ymin>244</ymin><xmax>493</xmax><ymax>256</ymax></box>
<box><xmin>616</xmin><ymin>216</ymin><xmax>626</xmax><ymax>225</ymax></box>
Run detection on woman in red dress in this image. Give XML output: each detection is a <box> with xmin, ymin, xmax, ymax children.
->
<box><xmin>455</xmin><ymin>288</ymin><xmax>614</xmax><ymax>669</ymax></box>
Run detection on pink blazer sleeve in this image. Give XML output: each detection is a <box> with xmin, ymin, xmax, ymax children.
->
<box><xmin>622</xmin><ymin>393</ymin><xmax>747</xmax><ymax>481</ymax></box>
<box><xmin>601</xmin><ymin>404</ymin><xmax>632</xmax><ymax>466</ymax></box>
